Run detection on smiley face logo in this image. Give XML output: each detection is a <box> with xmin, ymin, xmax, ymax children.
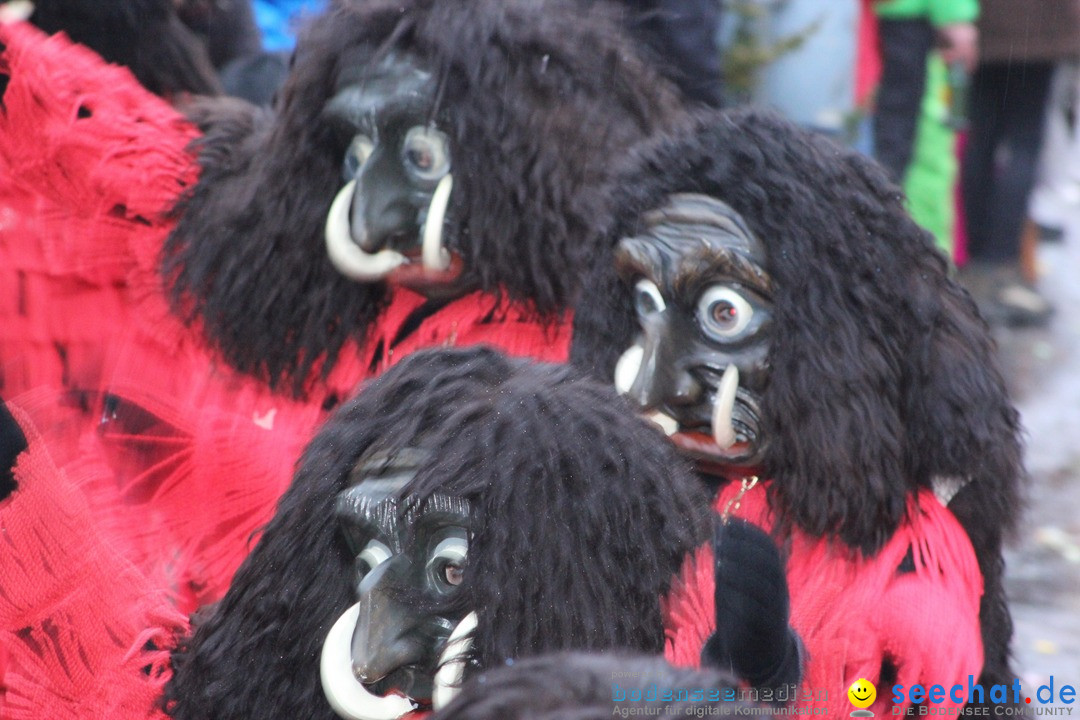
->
<box><xmin>848</xmin><ymin>678</ymin><xmax>876</xmax><ymax>709</ymax></box>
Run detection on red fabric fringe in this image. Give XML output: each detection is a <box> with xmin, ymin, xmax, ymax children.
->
<box><xmin>0</xmin><ymin>21</ymin><xmax>198</xmax><ymax>399</ymax></box>
<box><xmin>662</xmin><ymin>481</ymin><xmax>983</xmax><ymax>715</ymax></box>
<box><xmin>0</xmin><ymin>403</ymin><xmax>185</xmax><ymax>720</ymax></box>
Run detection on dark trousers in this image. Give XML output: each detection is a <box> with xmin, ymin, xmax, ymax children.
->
<box><xmin>962</xmin><ymin>62</ymin><xmax>1055</xmax><ymax>263</ymax></box>
<box><xmin>873</xmin><ymin>18</ymin><xmax>936</xmax><ymax>183</ymax></box>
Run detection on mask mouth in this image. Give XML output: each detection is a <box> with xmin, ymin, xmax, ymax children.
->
<box><xmin>654</xmin><ymin>404</ymin><xmax>762</xmax><ymax>469</ymax></box>
<box><xmin>363</xmin><ymin>665</ymin><xmax>430</xmax><ymax>705</ymax></box>
<box><xmin>668</xmin><ymin>425</ymin><xmax>759</xmax><ymax>469</ymax></box>
<box><xmin>321</xmin><ymin>606</ymin><xmax>477</xmax><ymax>720</ymax></box>
<box><xmin>615</xmin><ymin>345</ymin><xmax>763</xmax><ymax>467</ymax></box>
<box><xmin>325</xmin><ymin>174</ymin><xmax>464</xmax><ymax>290</ymax></box>
<box><xmin>321</xmin><ymin>603</ymin><xmax>420</xmax><ymax>720</ymax></box>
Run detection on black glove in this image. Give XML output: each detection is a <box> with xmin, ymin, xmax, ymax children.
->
<box><xmin>701</xmin><ymin>517</ymin><xmax>802</xmax><ymax>690</ymax></box>
<box><xmin>0</xmin><ymin>399</ymin><xmax>28</xmax><ymax>501</ymax></box>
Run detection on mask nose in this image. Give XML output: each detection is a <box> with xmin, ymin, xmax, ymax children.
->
<box><xmin>624</xmin><ymin>316</ymin><xmax>700</xmax><ymax>411</ymax></box>
<box><xmin>351</xmin><ymin>153</ymin><xmax>419</xmax><ymax>253</ymax></box>
<box><xmin>350</xmin><ymin>561</ymin><xmax>427</xmax><ymax>684</ymax></box>
<box><xmin>670</xmin><ymin>371</ymin><xmax>703</xmax><ymax>406</ymax></box>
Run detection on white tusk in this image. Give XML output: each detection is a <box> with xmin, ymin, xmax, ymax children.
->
<box><xmin>421</xmin><ymin>174</ymin><xmax>453</xmax><ymax>272</ymax></box>
<box><xmin>647</xmin><ymin>411</ymin><xmax>679</xmax><ymax>436</ymax></box>
<box><xmin>711</xmin><ymin>365</ymin><xmax>739</xmax><ymax>450</ymax></box>
<box><xmin>614</xmin><ymin>344</ymin><xmax>644</xmax><ymax>395</ymax></box>
<box><xmin>320</xmin><ymin>603</ymin><xmax>418</xmax><ymax>720</ymax></box>
<box><xmin>931</xmin><ymin>475</ymin><xmax>970</xmax><ymax>507</ymax></box>
<box><xmin>325</xmin><ymin>180</ymin><xmax>408</xmax><ymax>282</ymax></box>
<box><xmin>431</xmin><ymin>611</ymin><xmax>478</xmax><ymax>711</ymax></box>
<box><xmin>0</xmin><ymin>0</ymin><xmax>34</xmax><ymax>22</ymax></box>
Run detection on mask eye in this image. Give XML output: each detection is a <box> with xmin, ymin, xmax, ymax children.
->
<box><xmin>633</xmin><ymin>278</ymin><xmax>666</xmax><ymax>318</ymax></box>
<box><xmin>402</xmin><ymin>126</ymin><xmax>451</xmax><ymax>184</ymax></box>
<box><xmin>696</xmin><ymin>285</ymin><xmax>754</xmax><ymax>342</ymax></box>
<box><xmin>429</xmin><ymin>536</ymin><xmax>467</xmax><ymax>589</ymax></box>
<box><xmin>444</xmin><ymin>564</ymin><xmax>464</xmax><ymax>586</ymax></box>
<box><xmin>343</xmin><ymin>134</ymin><xmax>374</xmax><ymax>180</ymax></box>
<box><xmin>357</xmin><ymin>538</ymin><xmax>392</xmax><ymax>576</ymax></box>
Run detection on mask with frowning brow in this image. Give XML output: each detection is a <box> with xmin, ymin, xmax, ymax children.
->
<box><xmin>612</xmin><ymin>194</ymin><xmax>772</xmax><ymax>473</ymax></box>
<box><xmin>321</xmin><ymin>447</ymin><xmax>475</xmax><ymax>720</ymax></box>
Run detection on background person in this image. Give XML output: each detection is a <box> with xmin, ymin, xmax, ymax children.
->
<box><xmin>959</xmin><ymin>0</ymin><xmax>1080</xmax><ymax>327</ymax></box>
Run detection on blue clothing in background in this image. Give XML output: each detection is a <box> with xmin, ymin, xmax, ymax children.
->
<box><xmin>254</xmin><ymin>0</ymin><xmax>325</xmax><ymax>52</ymax></box>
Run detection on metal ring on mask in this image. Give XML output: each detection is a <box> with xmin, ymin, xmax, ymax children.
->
<box><xmin>431</xmin><ymin>611</ymin><xmax>478</xmax><ymax>711</ymax></box>
<box><xmin>321</xmin><ymin>603</ymin><xmax>419</xmax><ymax>720</ymax></box>
<box><xmin>325</xmin><ymin>180</ymin><xmax>409</xmax><ymax>282</ymax></box>
<box><xmin>421</xmin><ymin>174</ymin><xmax>453</xmax><ymax>272</ymax></box>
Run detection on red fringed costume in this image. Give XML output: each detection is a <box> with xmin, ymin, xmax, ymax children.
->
<box><xmin>662</xmin><ymin>480</ymin><xmax>984</xmax><ymax>715</ymax></box>
<box><xmin>0</xmin><ymin>403</ymin><xmax>184</xmax><ymax>720</ymax></box>
<box><xmin>0</xmin><ymin>21</ymin><xmax>571</xmax><ymax>617</ymax></box>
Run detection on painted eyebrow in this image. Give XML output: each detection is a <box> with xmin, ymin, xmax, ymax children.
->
<box><xmin>335</xmin><ymin>482</ymin><xmax>404</xmax><ymax>549</ymax></box>
<box><xmin>671</xmin><ymin>246</ymin><xmax>772</xmax><ymax>298</ymax></box>
<box><xmin>336</xmin><ymin>480</ymin><xmax>470</xmax><ymax>538</ymax></box>
<box><xmin>618</xmin><ymin>235</ymin><xmax>771</xmax><ymax>302</ymax></box>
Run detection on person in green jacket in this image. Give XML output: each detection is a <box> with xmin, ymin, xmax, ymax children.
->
<box><xmin>901</xmin><ymin>55</ymin><xmax>959</xmax><ymax>254</ymax></box>
<box><xmin>872</xmin><ymin>0</ymin><xmax>978</xmax><ymax>184</ymax></box>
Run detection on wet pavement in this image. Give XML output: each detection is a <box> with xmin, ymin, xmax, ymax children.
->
<box><xmin>996</xmin><ymin>229</ymin><xmax>1080</xmax><ymax>687</ymax></box>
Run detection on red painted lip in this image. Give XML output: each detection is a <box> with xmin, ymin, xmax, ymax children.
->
<box><xmin>387</xmin><ymin>251</ymin><xmax>465</xmax><ymax>290</ymax></box>
<box><xmin>669</xmin><ymin>429</ymin><xmax>750</xmax><ymax>459</ymax></box>
<box><xmin>376</xmin><ymin>683</ymin><xmax>429</xmax><ymax>704</ymax></box>
<box><xmin>378</xmin><ymin>688</ymin><xmax>432</xmax><ymax>716</ymax></box>
<box><xmin>667</xmin><ymin>430</ymin><xmax>761</xmax><ymax>476</ymax></box>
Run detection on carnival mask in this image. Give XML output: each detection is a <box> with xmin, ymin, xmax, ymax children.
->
<box><xmin>613</xmin><ymin>194</ymin><xmax>773</xmax><ymax>470</ymax></box>
<box><xmin>323</xmin><ymin>50</ymin><xmax>463</xmax><ymax>295</ymax></box>
<box><xmin>321</xmin><ymin>448</ymin><xmax>475</xmax><ymax>720</ymax></box>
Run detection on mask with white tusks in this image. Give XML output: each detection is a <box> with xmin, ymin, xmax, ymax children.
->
<box><xmin>711</xmin><ymin>364</ymin><xmax>739</xmax><ymax>450</ymax></box>
<box><xmin>325</xmin><ymin>180</ymin><xmax>408</xmax><ymax>281</ymax></box>
<box><xmin>431</xmin><ymin>611</ymin><xmax>478</xmax><ymax>711</ymax></box>
<box><xmin>614</xmin><ymin>344</ymin><xmax>644</xmax><ymax>396</ymax></box>
<box><xmin>421</xmin><ymin>174</ymin><xmax>453</xmax><ymax>272</ymax></box>
<box><xmin>321</xmin><ymin>603</ymin><xmax>419</xmax><ymax>720</ymax></box>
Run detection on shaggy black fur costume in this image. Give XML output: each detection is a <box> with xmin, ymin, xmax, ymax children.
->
<box><xmin>162</xmin><ymin>0</ymin><xmax>682</xmax><ymax>395</ymax></box>
<box><xmin>429</xmin><ymin>652</ymin><xmax>771</xmax><ymax>720</ymax></box>
<box><xmin>164</xmin><ymin>346</ymin><xmax>710</xmax><ymax>720</ymax></box>
<box><xmin>571</xmin><ymin>108</ymin><xmax>1025</xmax><ymax>689</ymax></box>
<box><xmin>28</xmin><ymin>0</ymin><xmax>223</xmax><ymax>97</ymax></box>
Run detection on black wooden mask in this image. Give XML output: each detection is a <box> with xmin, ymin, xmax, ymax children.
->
<box><xmin>613</xmin><ymin>194</ymin><xmax>773</xmax><ymax>472</ymax></box>
<box><xmin>323</xmin><ymin>50</ymin><xmax>466</xmax><ymax>297</ymax></box>
<box><xmin>321</xmin><ymin>447</ymin><xmax>472</xmax><ymax>720</ymax></box>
